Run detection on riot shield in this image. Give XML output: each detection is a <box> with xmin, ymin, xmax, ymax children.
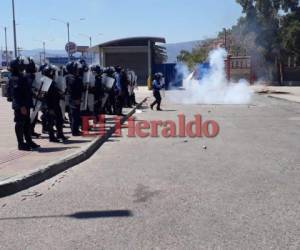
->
<box><xmin>101</xmin><ymin>75</ymin><xmax>115</xmax><ymax>110</ymax></box>
<box><xmin>81</xmin><ymin>70</ymin><xmax>96</xmax><ymax>112</ymax></box>
<box><xmin>30</xmin><ymin>75</ymin><xmax>53</xmax><ymax>123</ymax></box>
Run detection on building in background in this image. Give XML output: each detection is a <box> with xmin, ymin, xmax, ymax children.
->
<box><xmin>46</xmin><ymin>56</ymin><xmax>69</xmax><ymax>66</ymax></box>
<box><xmin>46</xmin><ymin>46</ymin><xmax>92</xmax><ymax>67</ymax></box>
<box><xmin>0</xmin><ymin>50</ymin><xmax>13</xmax><ymax>68</ymax></box>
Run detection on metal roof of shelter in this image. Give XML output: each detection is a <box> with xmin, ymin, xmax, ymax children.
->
<box><xmin>90</xmin><ymin>37</ymin><xmax>166</xmax><ymax>51</ymax></box>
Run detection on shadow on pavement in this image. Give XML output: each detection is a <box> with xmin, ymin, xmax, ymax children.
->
<box><xmin>69</xmin><ymin>210</ymin><xmax>133</xmax><ymax>219</ymax></box>
<box><xmin>0</xmin><ymin>210</ymin><xmax>133</xmax><ymax>221</ymax></box>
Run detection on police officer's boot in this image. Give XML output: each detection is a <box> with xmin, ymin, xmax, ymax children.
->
<box><xmin>57</xmin><ymin>127</ymin><xmax>68</xmax><ymax>141</ymax></box>
<box><xmin>27</xmin><ymin>140</ymin><xmax>41</xmax><ymax>149</ymax></box>
<box><xmin>48</xmin><ymin>121</ymin><xmax>60</xmax><ymax>142</ymax></box>
<box><xmin>157</xmin><ymin>101</ymin><xmax>162</xmax><ymax>111</ymax></box>
<box><xmin>41</xmin><ymin>112</ymin><xmax>49</xmax><ymax>134</ymax></box>
<box><xmin>49</xmin><ymin>130</ymin><xmax>60</xmax><ymax>143</ymax></box>
<box><xmin>15</xmin><ymin>123</ymin><xmax>31</xmax><ymax>151</ymax></box>
<box><xmin>24</xmin><ymin>123</ymin><xmax>40</xmax><ymax>149</ymax></box>
<box><xmin>31</xmin><ymin>116</ymin><xmax>41</xmax><ymax>138</ymax></box>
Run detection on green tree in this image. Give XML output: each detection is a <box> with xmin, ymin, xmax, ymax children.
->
<box><xmin>280</xmin><ymin>8</ymin><xmax>300</xmax><ymax>55</ymax></box>
<box><xmin>235</xmin><ymin>0</ymin><xmax>299</xmax><ymax>82</ymax></box>
<box><xmin>177</xmin><ymin>50</ymin><xmax>191</xmax><ymax>63</ymax></box>
<box><xmin>177</xmin><ymin>43</ymin><xmax>210</xmax><ymax>69</ymax></box>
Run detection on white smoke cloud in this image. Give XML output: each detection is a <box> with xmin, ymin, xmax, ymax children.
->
<box><xmin>167</xmin><ymin>48</ymin><xmax>253</xmax><ymax>105</ymax></box>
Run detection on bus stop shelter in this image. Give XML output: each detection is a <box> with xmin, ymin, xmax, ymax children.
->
<box><xmin>90</xmin><ymin>37</ymin><xmax>166</xmax><ymax>85</ymax></box>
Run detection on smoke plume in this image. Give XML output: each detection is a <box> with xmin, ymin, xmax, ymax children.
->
<box><xmin>167</xmin><ymin>48</ymin><xmax>253</xmax><ymax>105</ymax></box>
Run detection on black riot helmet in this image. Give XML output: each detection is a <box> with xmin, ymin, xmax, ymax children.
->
<box><xmin>9</xmin><ymin>56</ymin><xmax>27</xmax><ymax>76</ymax></box>
<box><xmin>18</xmin><ymin>56</ymin><xmax>29</xmax><ymax>67</ymax></box>
<box><xmin>79</xmin><ymin>59</ymin><xmax>89</xmax><ymax>73</ymax></box>
<box><xmin>91</xmin><ymin>65</ymin><xmax>103</xmax><ymax>75</ymax></box>
<box><xmin>154</xmin><ymin>72</ymin><xmax>163</xmax><ymax>80</ymax></box>
<box><xmin>25</xmin><ymin>57</ymin><xmax>37</xmax><ymax>74</ymax></box>
<box><xmin>39</xmin><ymin>63</ymin><xmax>48</xmax><ymax>73</ymax></box>
<box><xmin>104</xmin><ymin>66</ymin><xmax>115</xmax><ymax>77</ymax></box>
<box><xmin>115</xmin><ymin>65</ymin><xmax>122</xmax><ymax>73</ymax></box>
<box><xmin>41</xmin><ymin>64</ymin><xmax>56</xmax><ymax>79</ymax></box>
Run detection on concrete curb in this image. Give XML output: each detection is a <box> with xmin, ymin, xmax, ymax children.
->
<box><xmin>0</xmin><ymin>98</ymin><xmax>148</xmax><ymax>198</ymax></box>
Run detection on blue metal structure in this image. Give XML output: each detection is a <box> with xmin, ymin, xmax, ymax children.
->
<box><xmin>194</xmin><ymin>62</ymin><xmax>211</xmax><ymax>80</ymax></box>
<box><xmin>153</xmin><ymin>63</ymin><xmax>177</xmax><ymax>89</ymax></box>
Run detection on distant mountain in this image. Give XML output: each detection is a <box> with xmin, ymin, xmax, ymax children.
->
<box><xmin>21</xmin><ymin>49</ymin><xmax>67</xmax><ymax>58</ymax></box>
<box><xmin>19</xmin><ymin>40</ymin><xmax>203</xmax><ymax>64</ymax></box>
<box><xmin>164</xmin><ymin>40</ymin><xmax>202</xmax><ymax>63</ymax></box>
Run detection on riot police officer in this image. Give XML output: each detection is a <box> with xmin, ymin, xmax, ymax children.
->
<box><xmin>25</xmin><ymin>57</ymin><xmax>41</xmax><ymax>138</ymax></box>
<box><xmin>150</xmin><ymin>73</ymin><xmax>164</xmax><ymax>111</ymax></box>
<box><xmin>42</xmin><ymin>64</ymin><xmax>67</xmax><ymax>142</ymax></box>
<box><xmin>104</xmin><ymin>67</ymin><xmax>116</xmax><ymax>115</ymax></box>
<box><xmin>66</xmin><ymin>61</ymin><xmax>84</xmax><ymax>136</ymax></box>
<box><xmin>120</xmin><ymin>68</ymin><xmax>130</xmax><ymax>108</ymax></box>
<box><xmin>56</xmin><ymin>66</ymin><xmax>69</xmax><ymax>123</ymax></box>
<box><xmin>91</xmin><ymin>65</ymin><xmax>104</xmax><ymax>116</ymax></box>
<box><xmin>127</xmin><ymin>70</ymin><xmax>138</xmax><ymax>107</ymax></box>
<box><xmin>8</xmin><ymin>57</ymin><xmax>40</xmax><ymax>151</ymax></box>
<box><xmin>114</xmin><ymin>66</ymin><xmax>125</xmax><ymax>116</ymax></box>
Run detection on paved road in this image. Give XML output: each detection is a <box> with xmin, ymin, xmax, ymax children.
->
<box><xmin>0</xmin><ymin>94</ymin><xmax>300</xmax><ymax>249</ymax></box>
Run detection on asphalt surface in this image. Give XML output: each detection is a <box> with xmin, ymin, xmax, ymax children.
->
<box><xmin>0</xmin><ymin>94</ymin><xmax>300</xmax><ymax>250</ymax></box>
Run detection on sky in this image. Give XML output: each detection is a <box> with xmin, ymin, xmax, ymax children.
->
<box><xmin>0</xmin><ymin>0</ymin><xmax>243</xmax><ymax>51</ymax></box>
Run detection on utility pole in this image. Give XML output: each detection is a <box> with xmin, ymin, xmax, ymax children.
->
<box><xmin>4</xmin><ymin>27</ymin><xmax>8</xmax><ymax>67</ymax></box>
<box><xmin>17</xmin><ymin>47</ymin><xmax>22</xmax><ymax>56</ymax></box>
<box><xmin>67</xmin><ymin>22</ymin><xmax>70</xmax><ymax>61</ymax></box>
<box><xmin>79</xmin><ymin>33</ymin><xmax>93</xmax><ymax>48</ymax></box>
<box><xmin>79</xmin><ymin>33</ymin><xmax>94</xmax><ymax>63</ymax></box>
<box><xmin>51</xmin><ymin>18</ymin><xmax>85</xmax><ymax>62</ymax></box>
<box><xmin>43</xmin><ymin>41</ymin><xmax>46</xmax><ymax>63</ymax></box>
<box><xmin>39</xmin><ymin>52</ymin><xmax>42</xmax><ymax>65</ymax></box>
<box><xmin>89</xmin><ymin>36</ymin><xmax>93</xmax><ymax>62</ymax></box>
<box><xmin>12</xmin><ymin>0</ymin><xmax>18</xmax><ymax>58</ymax></box>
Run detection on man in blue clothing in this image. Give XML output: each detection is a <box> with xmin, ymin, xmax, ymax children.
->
<box><xmin>114</xmin><ymin>66</ymin><xmax>125</xmax><ymax>116</ymax></box>
<box><xmin>150</xmin><ymin>73</ymin><xmax>164</xmax><ymax>111</ymax></box>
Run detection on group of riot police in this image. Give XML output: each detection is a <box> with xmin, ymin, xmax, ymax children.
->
<box><xmin>7</xmin><ymin>56</ymin><xmax>138</xmax><ymax>151</ymax></box>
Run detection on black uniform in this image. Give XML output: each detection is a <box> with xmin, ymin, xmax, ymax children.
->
<box><xmin>9</xmin><ymin>74</ymin><xmax>39</xmax><ymax>150</ymax></box>
<box><xmin>94</xmin><ymin>74</ymin><xmax>104</xmax><ymax>115</ymax></box>
<box><xmin>120</xmin><ymin>70</ymin><xmax>130</xmax><ymax>108</ymax></box>
<box><xmin>104</xmin><ymin>69</ymin><xmax>117</xmax><ymax>115</ymax></box>
<box><xmin>66</xmin><ymin>75</ymin><xmax>83</xmax><ymax>136</ymax></box>
<box><xmin>45</xmin><ymin>82</ymin><xmax>66</xmax><ymax>141</ymax></box>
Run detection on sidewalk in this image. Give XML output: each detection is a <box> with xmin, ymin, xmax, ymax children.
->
<box><xmin>0</xmin><ymin>88</ymin><xmax>149</xmax><ymax>197</ymax></box>
<box><xmin>251</xmin><ymin>85</ymin><xmax>300</xmax><ymax>103</ymax></box>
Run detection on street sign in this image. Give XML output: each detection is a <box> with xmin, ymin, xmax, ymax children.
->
<box><xmin>65</xmin><ymin>42</ymin><xmax>77</xmax><ymax>54</ymax></box>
